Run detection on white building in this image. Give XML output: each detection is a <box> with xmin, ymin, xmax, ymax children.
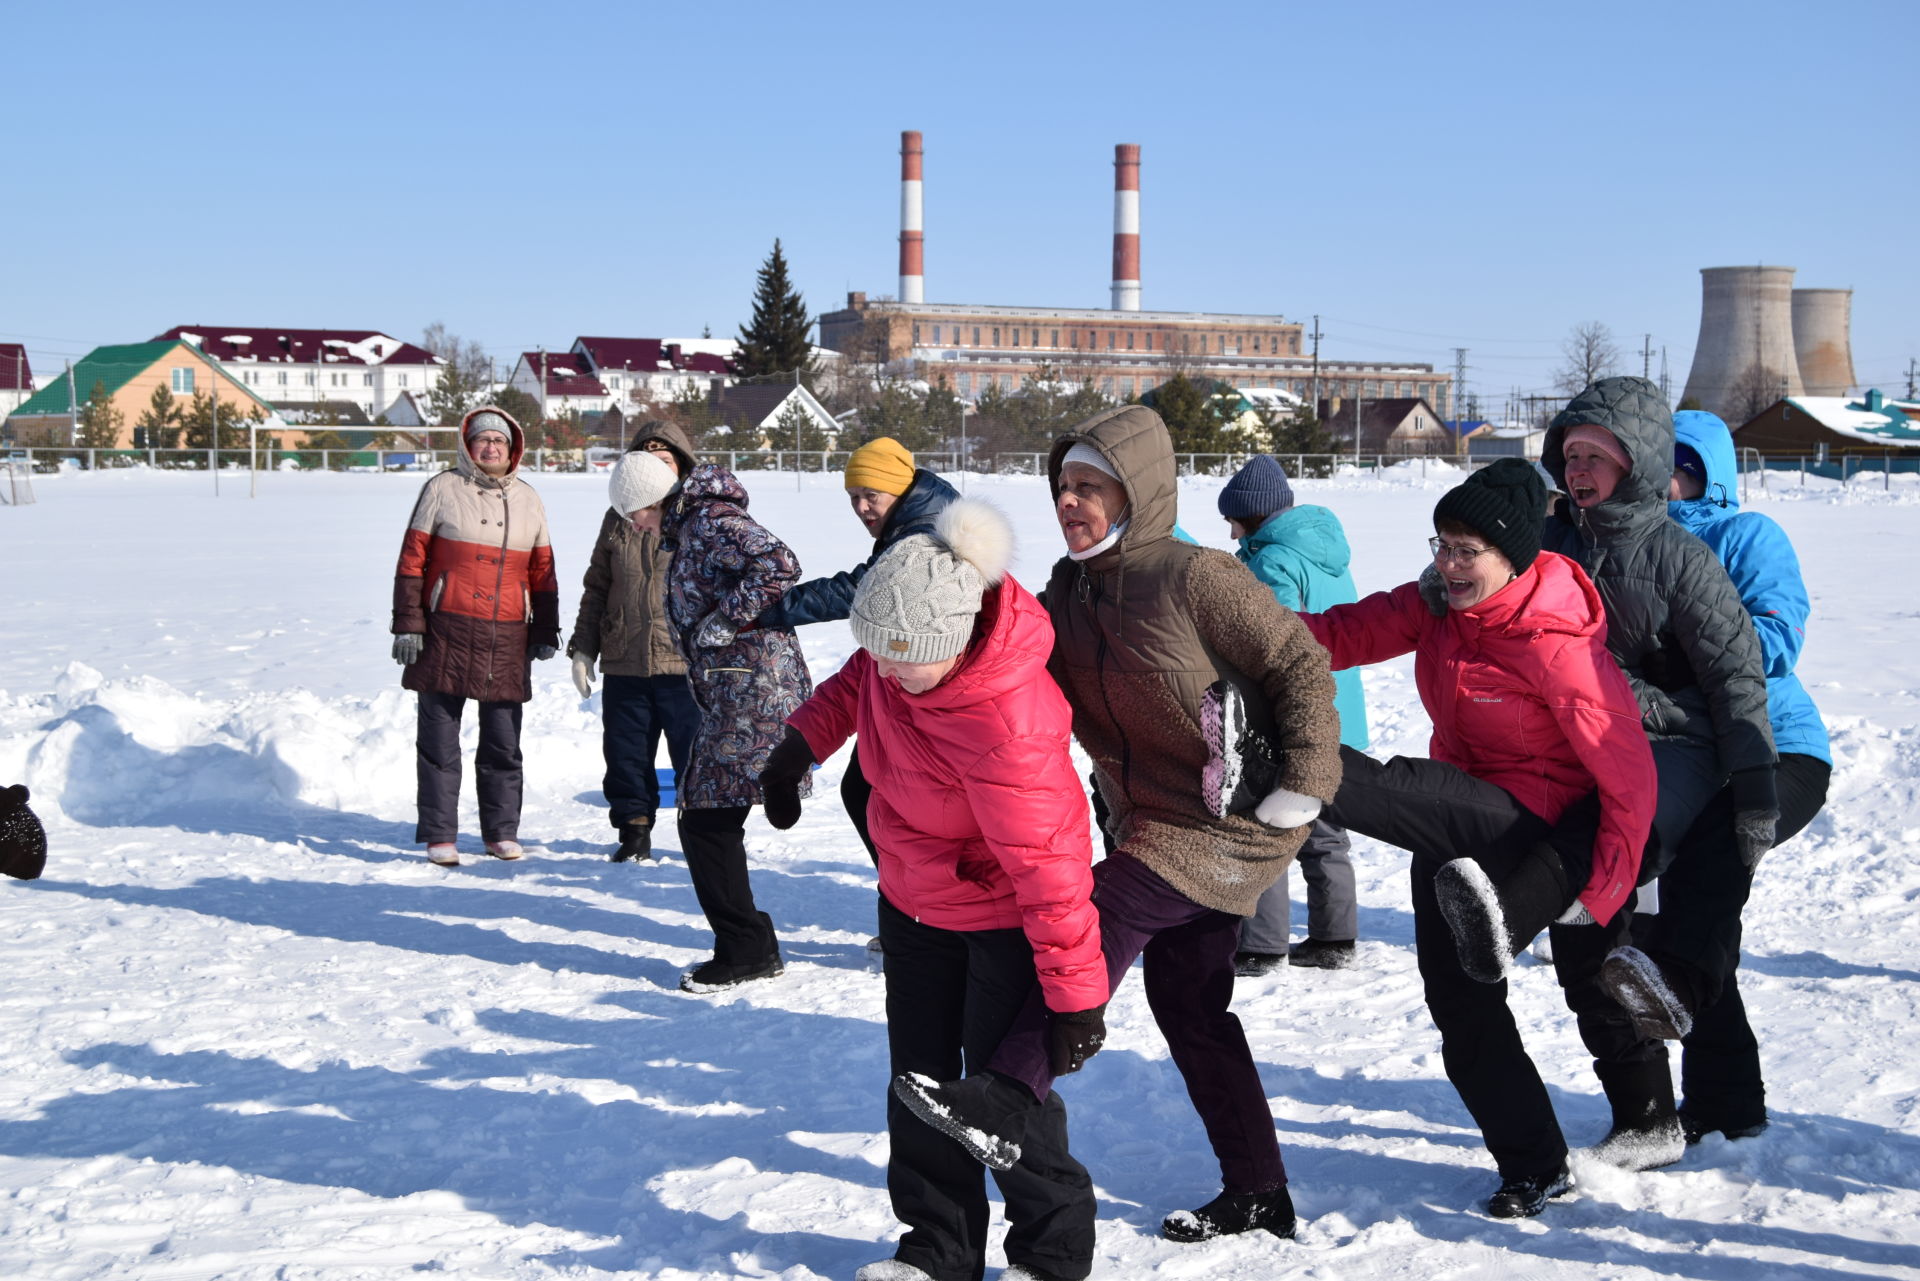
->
<box><xmin>150</xmin><ymin>326</ymin><xmax>446</xmax><ymax>423</ymax></box>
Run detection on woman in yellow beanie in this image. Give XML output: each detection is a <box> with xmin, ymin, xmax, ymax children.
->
<box><xmin>756</xmin><ymin>436</ymin><xmax>959</xmax><ymax>870</ymax></box>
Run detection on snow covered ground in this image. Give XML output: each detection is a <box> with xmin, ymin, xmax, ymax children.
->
<box><xmin>3</xmin><ymin>463</ymin><xmax>1918</xmax><ymax>1281</ymax></box>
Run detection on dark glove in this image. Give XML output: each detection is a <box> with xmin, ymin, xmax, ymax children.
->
<box><xmin>1048</xmin><ymin>1003</ymin><xmax>1107</xmax><ymax>1076</ymax></box>
<box><xmin>1</xmin><ymin>784</ymin><xmax>48</xmax><ymax>881</ymax></box>
<box><xmin>392</xmin><ymin>633</ymin><xmax>423</xmax><ymax>666</ymax></box>
<box><xmin>532</xmin><ymin>644</ymin><xmax>557</xmax><ymax>661</ymax></box>
<box><xmin>1730</xmin><ymin>765</ymin><xmax>1780</xmax><ymax>868</ymax></box>
<box><xmin>759</xmin><ymin>726</ymin><xmax>815</xmax><ymax>830</ymax></box>
<box><xmin>693</xmin><ymin>610</ymin><xmax>737</xmax><ymax>649</ymax></box>
<box><xmin>1417</xmin><ymin>563</ymin><xmax>1449</xmax><ymax>617</ymax></box>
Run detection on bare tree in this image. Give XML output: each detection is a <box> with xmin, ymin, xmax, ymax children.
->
<box><xmin>1722</xmin><ymin>361</ymin><xmax>1790</xmax><ymax>428</ymax></box>
<box><xmin>420</xmin><ymin>323</ymin><xmax>493</xmax><ymax>425</ymax></box>
<box><xmin>1553</xmin><ymin>322</ymin><xmax>1622</xmax><ymax>395</ymax></box>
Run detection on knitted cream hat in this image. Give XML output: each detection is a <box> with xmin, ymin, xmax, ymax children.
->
<box><xmin>609</xmin><ymin>450</ymin><xmax>677</xmax><ymax>516</ymax></box>
<box><xmin>851</xmin><ymin>499</ymin><xmax>1014</xmax><ymax>664</ymax></box>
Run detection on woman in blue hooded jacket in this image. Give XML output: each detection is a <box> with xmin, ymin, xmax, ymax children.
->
<box><xmin>1604</xmin><ymin>410</ymin><xmax>1831</xmax><ymax>1144</ymax></box>
<box><xmin>1217</xmin><ymin>456</ymin><xmax>1370</xmax><ymax>975</ymax></box>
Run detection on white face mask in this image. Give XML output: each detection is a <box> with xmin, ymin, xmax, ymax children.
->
<box><xmin>1067</xmin><ymin>518</ymin><xmax>1128</xmax><ymax>562</ymax></box>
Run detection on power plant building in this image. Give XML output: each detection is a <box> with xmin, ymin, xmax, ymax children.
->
<box><xmin>820</xmin><ymin>133</ymin><xmax>1454</xmax><ymax>416</ymax></box>
<box><xmin>1682</xmin><ymin>266</ymin><xmax>1859</xmax><ymax>423</ymax></box>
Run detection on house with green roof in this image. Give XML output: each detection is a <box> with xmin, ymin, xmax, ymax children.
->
<box><xmin>5</xmin><ymin>340</ymin><xmax>281</xmax><ymax>448</ymax></box>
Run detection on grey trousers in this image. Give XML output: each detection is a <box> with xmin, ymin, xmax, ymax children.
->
<box><xmin>414</xmin><ymin>690</ymin><xmax>523</xmax><ymax>844</ymax></box>
<box><xmin>1239</xmin><ymin>819</ymin><xmax>1356</xmax><ymax>953</ymax></box>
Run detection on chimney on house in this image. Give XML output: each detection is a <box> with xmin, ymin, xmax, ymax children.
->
<box><xmin>1111</xmin><ymin>144</ymin><xmax>1141</xmax><ymax>311</ymax></box>
<box><xmin>899</xmin><ymin>130</ymin><xmax>925</xmax><ymax>304</ymax></box>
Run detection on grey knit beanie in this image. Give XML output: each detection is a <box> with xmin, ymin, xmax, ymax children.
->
<box><xmin>851</xmin><ymin>499</ymin><xmax>1014</xmax><ymax>664</ymax></box>
<box><xmin>1218</xmin><ymin>454</ymin><xmax>1294</xmax><ymax>523</ymax></box>
<box><xmin>465</xmin><ymin>409</ymin><xmax>513</xmax><ymax>442</ymax></box>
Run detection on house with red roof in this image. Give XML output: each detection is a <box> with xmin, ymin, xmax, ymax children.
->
<box><xmin>150</xmin><ymin>326</ymin><xmax>446</xmax><ymax>424</ymax></box>
<box><xmin>508</xmin><ymin>336</ymin><xmax>742</xmax><ymax>417</ymax></box>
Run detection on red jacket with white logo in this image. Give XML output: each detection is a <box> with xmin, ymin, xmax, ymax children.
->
<box><xmin>391</xmin><ymin>408</ymin><xmax>559</xmax><ymax>703</ymax></box>
<box><xmin>1301</xmin><ymin>551</ymin><xmax>1655</xmax><ymax>925</ymax></box>
<box><xmin>788</xmin><ymin>575</ymin><xmax>1106</xmax><ymax>1013</ymax></box>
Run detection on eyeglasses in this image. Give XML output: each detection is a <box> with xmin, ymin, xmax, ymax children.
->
<box><xmin>1428</xmin><ymin>536</ymin><xmax>1494</xmax><ymax>566</ymax></box>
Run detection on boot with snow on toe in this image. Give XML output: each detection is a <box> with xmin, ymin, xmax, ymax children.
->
<box><xmin>1161</xmin><ymin>1186</ymin><xmax>1297</xmax><ymax>1243</ymax></box>
<box><xmin>1234</xmin><ymin>950</ymin><xmax>1287</xmax><ymax>978</ymax></box>
<box><xmin>680</xmin><ymin>953</ymin><xmax>784</xmax><ymax>993</ymax></box>
<box><xmin>1681</xmin><ymin>1110</ymin><xmax>1769</xmax><ymax>1145</ymax></box>
<box><xmin>485</xmin><ymin>839</ymin><xmax>525</xmax><ymax>861</ymax></box>
<box><xmin>426</xmin><ymin>843</ymin><xmax>460</xmax><ymax>867</ymax></box>
<box><xmin>1434</xmin><ymin>859</ymin><xmax>1512</xmax><ymax>983</ymax></box>
<box><xmin>1600</xmin><ymin>945</ymin><xmax>1694</xmax><ymax>1040</ymax></box>
<box><xmin>1588</xmin><ymin>1058</ymin><xmax>1685</xmax><ymax>1171</ymax></box>
<box><xmin>611</xmin><ymin>823</ymin><xmax>653</xmax><ymax>863</ymax></box>
<box><xmin>1485</xmin><ymin>1162</ymin><xmax>1572</xmax><ymax>1218</ymax></box>
<box><xmin>889</xmin><ymin>1071</ymin><xmax>1033</xmax><ymax>1171</ymax></box>
<box><xmin>1002</xmin><ymin>1264</ymin><xmax>1075</xmax><ymax>1281</ymax></box>
<box><xmin>1288</xmin><ymin>937</ymin><xmax>1357</xmax><ymax>970</ymax></box>
<box><xmin>853</xmin><ymin>1261</ymin><xmax>936</xmax><ymax>1281</ymax></box>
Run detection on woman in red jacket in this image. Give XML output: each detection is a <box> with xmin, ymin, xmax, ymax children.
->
<box><xmin>1299</xmin><ymin>459</ymin><xmax>1657</xmax><ymax>1219</ymax></box>
<box><xmin>760</xmin><ymin>498</ymin><xmax>1106</xmax><ymax>1281</ymax></box>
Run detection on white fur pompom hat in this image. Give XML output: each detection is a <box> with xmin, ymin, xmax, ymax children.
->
<box><xmin>851</xmin><ymin>498</ymin><xmax>1015</xmax><ymax>664</ymax></box>
<box><xmin>609</xmin><ymin>449</ymin><xmax>677</xmax><ymax>516</ymax></box>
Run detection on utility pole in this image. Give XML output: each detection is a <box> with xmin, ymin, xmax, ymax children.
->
<box><xmin>1642</xmin><ymin>333</ymin><xmax>1653</xmax><ymax>379</ymax></box>
<box><xmin>211</xmin><ymin>362</ymin><xmax>220</xmax><ymax>496</ymax></box>
<box><xmin>1660</xmin><ymin>347</ymin><xmax>1671</xmax><ymax>404</ymax></box>
<box><xmin>1309</xmin><ymin>315</ymin><xmax>1322</xmax><ymax>410</ymax></box>
<box><xmin>65</xmin><ymin>360</ymin><xmax>77</xmax><ymax>446</ymax></box>
<box><xmin>1452</xmin><ymin>348</ymin><xmax>1468</xmax><ymax>427</ymax></box>
<box><xmin>1907</xmin><ymin>358</ymin><xmax>1917</xmax><ymax>400</ymax></box>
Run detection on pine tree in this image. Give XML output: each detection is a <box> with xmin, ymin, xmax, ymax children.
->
<box><xmin>77</xmin><ymin>381</ymin><xmax>124</xmax><ymax>451</ymax></box>
<box><xmin>137</xmin><ymin>383</ymin><xmax>181</xmax><ymax>449</ymax></box>
<box><xmin>1267</xmin><ymin>402</ymin><xmax>1338</xmax><ymax>478</ymax></box>
<box><xmin>735</xmin><ymin>239</ymin><xmax>815</xmax><ymax>380</ymax></box>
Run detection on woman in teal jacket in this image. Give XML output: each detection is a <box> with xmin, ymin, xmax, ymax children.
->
<box><xmin>1603</xmin><ymin>410</ymin><xmax>1830</xmax><ymax>1144</ymax></box>
<box><xmin>1218</xmin><ymin>456</ymin><xmax>1370</xmax><ymax>974</ymax></box>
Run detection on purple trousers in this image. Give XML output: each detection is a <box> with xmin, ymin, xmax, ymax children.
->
<box><xmin>986</xmin><ymin>851</ymin><xmax>1286</xmax><ymax>1195</ymax></box>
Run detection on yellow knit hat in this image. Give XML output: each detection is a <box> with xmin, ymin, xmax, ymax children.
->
<box><xmin>844</xmin><ymin>436</ymin><xmax>915</xmax><ymax>495</ymax></box>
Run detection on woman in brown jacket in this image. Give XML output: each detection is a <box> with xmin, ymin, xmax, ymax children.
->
<box><xmin>566</xmin><ymin>422</ymin><xmax>702</xmax><ymax>863</ymax></box>
<box><xmin>391</xmin><ymin>407</ymin><xmax>560</xmax><ymax>866</ymax></box>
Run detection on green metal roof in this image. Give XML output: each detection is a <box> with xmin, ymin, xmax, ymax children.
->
<box><xmin>9</xmin><ymin>340</ymin><xmax>272</xmax><ymax>418</ymax></box>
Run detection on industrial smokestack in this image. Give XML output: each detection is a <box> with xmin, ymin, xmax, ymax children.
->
<box><xmin>1111</xmin><ymin>144</ymin><xmax>1140</xmax><ymax>311</ymax></box>
<box><xmin>899</xmin><ymin>130</ymin><xmax>924</xmax><ymax>304</ymax></box>
<box><xmin>1792</xmin><ymin>288</ymin><xmax>1855</xmax><ymax>397</ymax></box>
<box><xmin>1681</xmin><ymin>265</ymin><xmax>1804</xmax><ymax>422</ymax></box>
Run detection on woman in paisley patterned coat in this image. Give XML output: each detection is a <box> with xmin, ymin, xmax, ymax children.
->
<box><xmin>662</xmin><ymin>462</ymin><xmax>814</xmax><ymax>992</ymax></box>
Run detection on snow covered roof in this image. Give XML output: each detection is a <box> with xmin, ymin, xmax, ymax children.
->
<box><xmin>1784</xmin><ymin>395</ymin><xmax>1920</xmax><ymax>444</ymax></box>
<box><xmin>151</xmin><ymin>326</ymin><xmax>444</xmax><ymax>366</ymax></box>
<box><xmin>518</xmin><ymin>351</ymin><xmax>607</xmax><ymax>398</ymax></box>
<box><xmin>573</xmin><ymin>336</ymin><xmax>735</xmax><ymax>377</ymax></box>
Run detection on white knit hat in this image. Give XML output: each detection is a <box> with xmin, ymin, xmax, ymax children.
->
<box><xmin>851</xmin><ymin>499</ymin><xmax>1014</xmax><ymax>664</ymax></box>
<box><xmin>609</xmin><ymin>450</ymin><xmax>677</xmax><ymax>515</ymax></box>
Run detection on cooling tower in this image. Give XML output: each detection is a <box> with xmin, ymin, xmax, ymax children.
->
<box><xmin>1791</xmin><ymin>288</ymin><xmax>1855</xmax><ymax>396</ymax></box>
<box><xmin>1681</xmin><ymin>266</ymin><xmax>1804</xmax><ymax>422</ymax></box>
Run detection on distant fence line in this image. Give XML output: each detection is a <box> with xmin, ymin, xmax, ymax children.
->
<box><xmin>7</xmin><ymin>446</ymin><xmax>1920</xmax><ymax>488</ymax></box>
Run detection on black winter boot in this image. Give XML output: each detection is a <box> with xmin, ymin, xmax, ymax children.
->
<box><xmin>1486</xmin><ymin>1161</ymin><xmax>1573</xmax><ymax>1218</ymax></box>
<box><xmin>1588</xmin><ymin>1057</ymin><xmax>1685</xmax><ymax>1171</ymax></box>
<box><xmin>1600</xmin><ymin>946</ymin><xmax>1695</xmax><ymax>1040</ymax></box>
<box><xmin>1161</xmin><ymin>1186</ymin><xmax>1296</xmax><ymax>1242</ymax></box>
<box><xmin>1234</xmin><ymin>950</ymin><xmax>1287</xmax><ymax>978</ymax></box>
<box><xmin>1434</xmin><ymin>859</ymin><xmax>1512</xmax><ymax>983</ymax></box>
<box><xmin>890</xmin><ymin>1070</ymin><xmax>1036</xmax><ymax>1171</ymax></box>
<box><xmin>1289</xmin><ymin>938</ymin><xmax>1357</xmax><ymax>970</ymax></box>
<box><xmin>611</xmin><ymin>822</ymin><xmax>653</xmax><ymax>863</ymax></box>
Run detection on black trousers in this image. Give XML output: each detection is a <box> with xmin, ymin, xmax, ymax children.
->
<box><xmin>841</xmin><ymin>745</ymin><xmax>880</xmax><ymax>867</ymax></box>
<box><xmin>1636</xmin><ymin>753</ymin><xmax>1831</xmax><ymax>1130</ymax></box>
<box><xmin>414</xmin><ymin>691</ymin><xmax>522</xmax><ymax>844</ymax></box>
<box><xmin>1324</xmin><ymin>745</ymin><xmax>1633</xmax><ymax>1176</ymax></box>
<box><xmin>677</xmin><ymin>806</ymin><xmax>777</xmax><ymax>965</ymax></box>
<box><xmin>878</xmin><ymin>898</ymin><xmax>1094</xmax><ymax>1281</ymax></box>
<box><xmin>600</xmin><ymin>673</ymin><xmax>698</xmax><ymax>830</ymax></box>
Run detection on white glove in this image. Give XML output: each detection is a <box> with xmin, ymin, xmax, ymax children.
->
<box><xmin>1556</xmin><ymin>897</ymin><xmax>1597</xmax><ymax>926</ymax></box>
<box><xmin>1254</xmin><ymin>787</ymin><xmax>1321</xmax><ymax>830</ymax></box>
<box><xmin>693</xmin><ymin>610</ymin><xmax>737</xmax><ymax>649</ymax></box>
<box><xmin>392</xmin><ymin>633</ymin><xmax>423</xmax><ymax>666</ymax></box>
<box><xmin>571</xmin><ymin>654</ymin><xmax>594</xmax><ymax>698</ymax></box>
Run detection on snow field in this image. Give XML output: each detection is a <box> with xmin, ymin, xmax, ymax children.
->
<box><xmin>2</xmin><ymin>465</ymin><xmax>1918</xmax><ymax>1279</ymax></box>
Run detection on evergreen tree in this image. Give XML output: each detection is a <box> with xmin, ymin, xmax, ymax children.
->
<box><xmin>1145</xmin><ymin>373</ymin><xmax>1234</xmax><ymax>453</ymax></box>
<box><xmin>1267</xmin><ymin>401</ymin><xmax>1338</xmax><ymax>478</ymax></box>
<box><xmin>137</xmin><ymin>383</ymin><xmax>181</xmax><ymax>449</ymax></box>
<box><xmin>735</xmin><ymin>239</ymin><xmax>815</xmax><ymax>380</ymax></box>
<box><xmin>180</xmin><ymin>393</ymin><xmax>261</xmax><ymax>451</ymax></box>
<box><xmin>491</xmin><ymin>387</ymin><xmax>545</xmax><ymax>439</ymax></box>
<box><xmin>77</xmin><ymin>381</ymin><xmax>124</xmax><ymax>451</ymax></box>
<box><xmin>774</xmin><ymin>397</ymin><xmax>834</xmax><ymax>453</ymax></box>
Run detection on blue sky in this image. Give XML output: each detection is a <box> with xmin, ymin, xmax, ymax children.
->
<box><xmin>5</xmin><ymin>0</ymin><xmax>1913</xmax><ymax>408</ymax></box>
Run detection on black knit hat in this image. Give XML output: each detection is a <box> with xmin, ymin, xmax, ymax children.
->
<box><xmin>1432</xmin><ymin>458</ymin><xmax>1546</xmax><ymax>572</ymax></box>
<box><xmin>1218</xmin><ymin>455</ymin><xmax>1295</xmax><ymax>523</ymax></box>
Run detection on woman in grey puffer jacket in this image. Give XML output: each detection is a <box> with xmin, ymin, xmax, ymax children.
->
<box><xmin>1537</xmin><ymin>374</ymin><xmax>1776</xmax><ymax>1172</ymax></box>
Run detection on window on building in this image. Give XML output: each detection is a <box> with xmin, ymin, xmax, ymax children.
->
<box><xmin>363</xmin><ymin>373</ymin><xmax>374</xmax><ymax>386</ymax></box>
<box><xmin>171</xmin><ymin>368</ymin><xmax>194</xmax><ymax>394</ymax></box>
<box><xmin>992</xmin><ymin>327</ymin><xmax>1001</xmax><ymax>345</ymax></box>
<box><xmin>913</xmin><ymin>324</ymin><xmax>922</xmax><ymax>343</ymax></box>
<box><xmin>1106</xmin><ymin>331</ymin><xmax>1115</xmax><ymax>350</ymax></box>
<box><xmin>1126</xmin><ymin>332</ymin><xmax>1134</xmax><ymax>350</ymax></box>
<box><xmin>1145</xmin><ymin>333</ymin><xmax>1154</xmax><ymax>351</ymax></box>
<box><xmin>932</xmin><ymin>325</ymin><xmax>942</xmax><ymax>344</ymax></box>
<box><xmin>973</xmin><ymin>326</ymin><xmax>981</xmax><ymax>345</ymax></box>
<box><xmin>1032</xmin><ymin>328</ymin><xmax>1040</xmax><ymax>346</ymax></box>
<box><xmin>304</xmin><ymin>372</ymin><xmax>315</xmax><ymax>386</ymax></box>
<box><xmin>400</xmin><ymin>375</ymin><xmax>409</xmax><ymax>388</ymax></box>
<box><xmin>1100</xmin><ymin>376</ymin><xmax>1114</xmax><ymax>395</ymax></box>
<box><xmin>1050</xmin><ymin>329</ymin><xmax>1059</xmax><ymax>348</ymax></box>
<box><xmin>1011</xmin><ymin>328</ymin><xmax>1020</xmax><ymax>347</ymax></box>
<box><xmin>1123</xmin><ymin>377</ymin><xmax>1136</xmax><ymax>396</ymax></box>
<box><xmin>958</xmin><ymin>373</ymin><xmax>973</xmax><ymax>397</ymax></box>
<box><xmin>276</xmin><ymin>371</ymin><xmax>288</xmax><ymax>386</ymax></box>
<box><xmin>1070</xmin><ymin>330</ymin><xmax>1079</xmax><ymax>349</ymax></box>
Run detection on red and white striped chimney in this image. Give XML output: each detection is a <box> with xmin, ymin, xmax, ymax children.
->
<box><xmin>1111</xmin><ymin>143</ymin><xmax>1141</xmax><ymax>311</ymax></box>
<box><xmin>899</xmin><ymin>130</ymin><xmax>925</xmax><ymax>304</ymax></box>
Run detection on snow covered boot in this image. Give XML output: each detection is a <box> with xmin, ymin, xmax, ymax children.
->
<box><xmin>1160</xmin><ymin>1186</ymin><xmax>1296</xmax><ymax>1242</ymax></box>
<box><xmin>1588</xmin><ymin>1058</ymin><xmax>1685</xmax><ymax>1171</ymax></box>
<box><xmin>426</xmin><ymin>843</ymin><xmax>460</xmax><ymax>867</ymax></box>
<box><xmin>1234</xmin><ymin>950</ymin><xmax>1288</xmax><ymax>978</ymax></box>
<box><xmin>1001</xmin><ymin>1265</ymin><xmax>1076</xmax><ymax>1281</ymax></box>
<box><xmin>1434</xmin><ymin>859</ymin><xmax>1512</xmax><ymax>983</ymax></box>
<box><xmin>1600</xmin><ymin>945</ymin><xmax>1694</xmax><ymax>1040</ymax></box>
<box><xmin>890</xmin><ymin>1071</ymin><xmax>1034</xmax><ymax>1171</ymax></box>
<box><xmin>853</xmin><ymin>1261</ymin><xmax>936</xmax><ymax>1281</ymax></box>
<box><xmin>1681</xmin><ymin>1110</ymin><xmax>1769</xmax><ymax>1145</ymax></box>
<box><xmin>1485</xmin><ymin>1161</ymin><xmax>1572</xmax><ymax>1218</ymax></box>
<box><xmin>611</xmin><ymin>822</ymin><xmax>653</xmax><ymax>863</ymax></box>
<box><xmin>485</xmin><ymin>839</ymin><xmax>525</xmax><ymax>861</ymax></box>
<box><xmin>680</xmin><ymin>951</ymin><xmax>784</xmax><ymax>993</ymax></box>
<box><xmin>1288</xmin><ymin>938</ymin><xmax>1357</xmax><ymax>970</ymax></box>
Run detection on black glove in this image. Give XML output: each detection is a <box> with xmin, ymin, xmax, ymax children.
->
<box><xmin>532</xmin><ymin>644</ymin><xmax>557</xmax><ymax>662</ymax></box>
<box><xmin>1048</xmin><ymin>1003</ymin><xmax>1107</xmax><ymax>1076</ymax></box>
<box><xmin>1417</xmin><ymin>563</ymin><xmax>1449</xmax><ymax>617</ymax></box>
<box><xmin>1730</xmin><ymin>765</ymin><xmax>1780</xmax><ymax>869</ymax></box>
<box><xmin>759</xmin><ymin>726</ymin><xmax>815</xmax><ymax>830</ymax></box>
<box><xmin>1</xmin><ymin>784</ymin><xmax>48</xmax><ymax>881</ymax></box>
